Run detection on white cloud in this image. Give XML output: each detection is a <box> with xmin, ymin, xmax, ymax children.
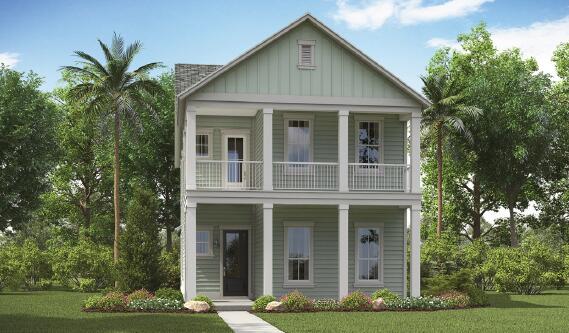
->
<box><xmin>399</xmin><ymin>0</ymin><xmax>494</xmax><ymax>25</ymax></box>
<box><xmin>425</xmin><ymin>37</ymin><xmax>460</xmax><ymax>50</ymax></box>
<box><xmin>0</xmin><ymin>52</ymin><xmax>19</xmax><ymax>68</ymax></box>
<box><xmin>333</xmin><ymin>0</ymin><xmax>493</xmax><ymax>30</ymax></box>
<box><xmin>426</xmin><ymin>15</ymin><xmax>569</xmax><ymax>76</ymax></box>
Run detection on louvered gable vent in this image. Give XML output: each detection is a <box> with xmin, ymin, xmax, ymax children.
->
<box><xmin>297</xmin><ymin>40</ymin><xmax>315</xmax><ymax>69</ymax></box>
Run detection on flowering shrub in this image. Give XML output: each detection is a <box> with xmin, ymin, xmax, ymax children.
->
<box><xmin>385</xmin><ymin>296</ymin><xmax>451</xmax><ymax>310</ymax></box>
<box><xmin>155</xmin><ymin>288</ymin><xmax>184</xmax><ymax>302</ymax></box>
<box><xmin>83</xmin><ymin>292</ymin><xmax>125</xmax><ymax>310</ymax></box>
<box><xmin>127</xmin><ymin>298</ymin><xmax>183</xmax><ymax>311</ymax></box>
<box><xmin>126</xmin><ymin>289</ymin><xmax>154</xmax><ymax>303</ymax></box>
<box><xmin>371</xmin><ymin>288</ymin><xmax>400</xmax><ymax>302</ymax></box>
<box><xmin>280</xmin><ymin>290</ymin><xmax>313</xmax><ymax>312</ymax></box>
<box><xmin>437</xmin><ymin>291</ymin><xmax>470</xmax><ymax>308</ymax></box>
<box><xmin>252</xmin><ymin>295</ymin><xmax>276</xmax><ymax>312</ymax></box>
<box><xmin>340</xmin><ymin>290</ymin><xmax>372</xmax><ymax>311</ymax></box>
<box><xmin>313</xmin><ymin>299</ymin><xmax>340</xmax><ymax>311</ymax></box>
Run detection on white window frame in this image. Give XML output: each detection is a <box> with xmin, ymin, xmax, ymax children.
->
<box><xmin>221</xmin><ymin>129</ymin><xmax>250</xmax><ymax>188</ymax></box>
<box><xmin>297</xmin><ymin>40</ymin><xmax>316</xmax><ymax>69</ymax></box>
<box><xmin>283</xmin><ymin>222</ymin><xmax>314</xmax><ymax>287</ymax></box>
<box><xmin>354</xmin><ymin>222</ymin><xmax>384</xmax><ymax>287</ymax></box>
<box><xmin>196</xmin><ymin>227</ymin><xmax>213</xmax><ymax>257</ymax></box>
<box><xmin>283</xmin><ymin>113</ymin><xmax>314</xmax><ymax>175</ymax></box>
<box><xmin>354</xmin><ymin>115</ymin><xmax>384</xmax><ymax>175</ymax></box>
<box><xmin>196</xmin><ymin>129</ymin><xmax>213</xmax><ymax>159</ymax></box>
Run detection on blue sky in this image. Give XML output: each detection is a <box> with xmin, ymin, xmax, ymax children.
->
<box><xmin>1</xmin><ymin>0</ymin><xmax>569</xmax><ymax>92</ymax></box>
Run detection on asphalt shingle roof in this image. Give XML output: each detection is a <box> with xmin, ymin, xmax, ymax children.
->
<box><xmin>174</xmin><ymin>64</ymin><xmax>222</xmax><ymax>95</ymax></box>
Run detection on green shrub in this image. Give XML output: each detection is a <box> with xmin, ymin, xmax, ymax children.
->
<box><xmin>83</xmin><ymin>292</ymin><xmax>125</xmax><ymax>310</ymax></box>
<box><xmin>280</xmin><ymin>290</ymin><xmax>313</xmax><ymax>312</ymax></box>
<box><xmin>460</xmin><ymin>240</ymin><xmax>493</xmax><ymax>290</ymax></box>
<box><xmin>49</xmin><ymin>240</ymin><xmax>114</xmax><ymax>291</ymax></box>
<box><xmin>437</xmin><ymin>291</ymin><xmax>470</xmax><ymax>308</ymax></box>
<box><xmin>127</xmin><ymin>298</ymin><xmax>183</xmax><ymax>311</ymax></box>
<box><xmin>339</xmin><ymin>290</ymin><xmax>372</xmax><ymax>311</ymax></box>
<box><xmin>252</xmin><ymin>295</ymin><xmax>276</xmax><ymax>312</ymax></box>
<box><xmin>386</xmin><ymin>296</ymin><xmax>451</xmax><ymax>310</ymax></box>
<box><xmin>155</xmin><ymin>288</ymin><xmax>184</xmax><ymax>302</ymax></box>
<box><xmin>371</xmin><ymin>288</ymin><xmax>400</xmax><ymax>302</ymax></box>
<box><xmin>313</xmin><ymin>299</ymin><xmax>340</xmax><ymax>311</ymax></box>
<box><xmin>127</xmin><ymin>289</ymin><xmax>154</xmax><ymax>303</ymax></box>
<box><xmin>424</xmin><ymin>269</ymin><xmax>488</xmax><ymax>306</ymax></box>
<box><xmin>159</xmin><ymin>251</ymin><xmax>180</xmax><ymax>289</ymax></box>
<box><xmin>488</xmin><ymin>236</ymin><xmax>564</xmax><ymax>294</ymax></box>
<box><xmin>117</xmin><ymin>185</ymin><xmax>162</xmax><ymax>292</ymax></box>
<box><xmin>421</xmin><ymin>232</ymin><xmax>461</xmax><ymax>276</ymax></box>
<box><xmin>0</xmin><ymin>240</ymin><xmax>51</xmax><ymax>290</ymax></box>
<box><xmin>76</xmin><ymin>278</ymin><xmax>98</xmax><ymax>292</ymax></box>
<box><xmin>193</xmin><ymin>295</ymin><xmax>215</xmax><ymax>311</ymax></box>
<box><xmin>38</xmin><ymin>279</ymin><xmax>53</xmax><ymax>291</ymax></box>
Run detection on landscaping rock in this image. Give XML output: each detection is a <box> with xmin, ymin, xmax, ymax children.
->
<box><xmin>265</xmin><ymin>301</ymin><xmax>284</xmax><ymax>312</ymax></box>
<box><xmin>372</xmin><ymin>298</ymin><xmax>387</xmax><ymax>311</ymax></box>
<box><xmin>184</xmin><ymin>300</ymin><xmax>210</xmax><ymax>313</ymax></box>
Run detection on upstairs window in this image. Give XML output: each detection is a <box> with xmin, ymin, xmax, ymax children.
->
<box><xmin>286</xmin><ymin>119</ymin><xmax>312</xmax><ymax>163</ymax></box>
<box><xmin>356</xmin><ymin>120</ymin><xmax>382</xmax><ymax>164</ymax></box>
<box><xmin>196</xmin><ymin>130</ymin><xmax>212</xmax><ymax>159</ymax></box>
<box><xmin>298</xmin><ymin>40</ymin><xmax>316</xmax><ymax>69</ymax></box>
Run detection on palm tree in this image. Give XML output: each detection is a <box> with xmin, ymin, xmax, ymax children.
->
<box><xmin>61</xmin><ymin>34</ymin><xmax>162</xmax><ymax>263</ymax></box>
<box><xmin>421</xmin><ymin>73</ymin><xmax>481</xmax><ymax>237</ymax></box>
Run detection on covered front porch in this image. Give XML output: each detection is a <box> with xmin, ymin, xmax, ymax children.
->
<box><xmin>181</xmin><ymin>202</ymin><xmax>421</xmax><ymax>301</ymax></box>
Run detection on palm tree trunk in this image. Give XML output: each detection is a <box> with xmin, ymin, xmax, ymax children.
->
<box><xmin>472</xmin><ymin>175</ymin><xmax>481</xmax><ymax>239</ymax></box>
<box><xmin>113</xmin><ymin>111</ymin><xmax>121</xmax><ymax>263</ymax></box>
<box><xmin>436</xmin><ymin>122</ymin><xmax>443</xmax><ymax>237</ymax></box>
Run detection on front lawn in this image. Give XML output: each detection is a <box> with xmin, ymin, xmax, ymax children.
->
<box><xmin>0</xmin><ymin>290</ymin><xmax>231</xmax><ymax>333</ymax></box>
<box><xmin>258</xmin><ymin>289</ymin><xmax>569</xmax><ymax>333</ymax></box>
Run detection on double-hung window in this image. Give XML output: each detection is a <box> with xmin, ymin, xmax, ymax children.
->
<box><xmin>284</xmin><ymin>223</ymin><xmax>313</xmax><ymax>286</ymax></box>
<box><xmin>356</xmin><ymin>119</ymin><xmax>382</xmax><ymax>165</ymax></box>
<box><xmin>355</xmin><ymin>224</ymin><xmax>383</xmax><ymax>286</ymax></box>
<box><xmin>196</xmin><ymin>130</ymin><xmax>212</xmax><ymax>159</ymax></box>
<box><xmin>196</xmin><ymin>229</ymin><xmax>213</xmax><ymax>257</ymax></box>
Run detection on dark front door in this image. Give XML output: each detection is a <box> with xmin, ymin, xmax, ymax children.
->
<box><xmin>223</xmin><ymin>230</ymin><xmax>248</xmax><ymax>296</ymax></box>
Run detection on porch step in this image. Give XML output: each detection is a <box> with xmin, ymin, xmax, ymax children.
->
<box><xmin>213</xmin><ymin>299</ymin><xmax>254</xmax><ymax>311</ymax></box>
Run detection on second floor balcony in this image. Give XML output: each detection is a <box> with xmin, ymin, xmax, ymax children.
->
<box><xmin>184</xmin><ymin>108</ymin><xmax>420</xmax><ymax>194</ymax></box>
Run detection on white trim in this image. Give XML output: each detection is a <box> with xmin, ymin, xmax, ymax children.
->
<box><xmin>283</xmin><ymin>222</ymin><xmax>314</xmax><ymax>287</ymax></box>
<box><xmin>338</xmin><ymin>110</ymin><xmax>349</xmax><ymax>192</ymax></box>
<box><xmin>403</xmin><ymin>208</ymin><xmax>408</xmax><ymax>297</ymax></box>
<box><xmin>218</xmin><ymin>225</ymin><xmax>253</xmax><ymax>299</ymax></box>
<box><xmin>263</xmin><ymin>109</ymin><xmax>273</xmax><ymax>191</ymax></box>
<box><xmin>410</xmin><ymin>116</ymin><xmax>421</xmax><ymax>193</ymax></box>
<box><xmin>184</xmin><ymin>202</ymin><xmax>197</xmax><ymax>300</ymax></box>
<box><xmin>338</xmin><ymin>204</ymin><xmax>349</xmax><ymax>298</ymax></box>
<box><xmin>263</xmin><ymin>203</ymin><xmax>274</xmax><ymax>295</ymax></box>
<box><xmin>410</xmin><ymin>205</ymin><xmax>421</xmax><ymax>297</ymax></box>
<box><xmin>297</xmin><ymin>40</ymin><xmax>316</xmax><ymax>69</ymax></box>
<box><xmin>176</xmin><ymin>14</ymin><xmax>430</xmax><ymax>107</ymax></box>
<box><xmin>196</xmin><ymin>226</ymin><xmax>214</xmax><ymax>257</ymax></box>
<box><xmin>196</xmin><ymin>128</ymin><xmax>213</xmax><ymax>160</ymax></box>
<box><xmin>186</xmin><ymin>105</ymin><xmax>197</xmax><ymax>190</ymax></box>
<box><xmin>353</xmin><ymin>222</ymin><xmax>384</xmax><ymax>288</ymax></box>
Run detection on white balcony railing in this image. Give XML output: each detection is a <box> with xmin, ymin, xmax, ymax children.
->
<box><xmin>196</xmin><ymin>160</ymin><xmax>262</xmax><ymax>190</ymax></box>
<box><xmin>273</xmin><ymin>162</ymin><xmax>339</xmax><ymax>191</ymax></box>
<box><xmin>349</xmin><ymin>163</ymin><xmax>409</xmax><ymax>192</ymax></box>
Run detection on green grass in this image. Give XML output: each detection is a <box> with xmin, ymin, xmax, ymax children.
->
<box><xmin>0</xmin><ymin>290</ymin><xmax>231</xmax><ymax>333</ymax></box>
<box><xmin>258</xmin><ymin>289</ymin><xmax>569</xmax><ymax>333</ymax></box>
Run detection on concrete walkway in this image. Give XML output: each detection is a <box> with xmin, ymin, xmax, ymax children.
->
<box><xmin>217</xmin><ymin>311</ymin><xmax>283</xmax><ymax>333</ymax></box>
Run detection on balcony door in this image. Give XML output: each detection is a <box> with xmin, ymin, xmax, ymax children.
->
<box><xmin>222</xmin><ymin>133</ymin><xmax>249</xmax><ymax>188</ymax></box>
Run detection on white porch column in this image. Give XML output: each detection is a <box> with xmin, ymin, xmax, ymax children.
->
<box><xmin>338</xmin><ymin>204</ymin><xmax>349</xmax><ymax>299</ymax></box>
<box><xmin>338</xmin><ymin>110</ymin><xmax>349</xmax><ymax>192</ymax></box>
<box><xmin>186</xmin><ymin>104</ymin><xmax>197</xmax><ymax>190</ymax></box>
<box><xmin>185</xmin><ymin>200</ymin><xmax>197</xmax><ymax>300</ymax></box>
<box><xmin>263</xmin><ymin>203</ymin><xmax>274</xmax><ymax>295</ymax></box>
<box><xmin>410</xmin><ymin>114</ymin><xmax>421</xmax><ymax>193</ymax></box>
<box><xmin>410</xmin><ymin>205</ymin><xmax>421</xmax><ymax>297</ymax></box>
<box><xmin>263</xmin><ymin>108</ymin><xmax>273</xmax><ymax>191</ymax></box>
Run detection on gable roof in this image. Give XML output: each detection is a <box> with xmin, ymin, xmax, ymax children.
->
<box><xmin>174</xmin><ymin>64</ymin><xmax>222</xmax><ymax>95</ymax></box>
<box><xmin>177</xmin><ymin>13</ymin><xmax>429</xmax><ymax>108</ymax></box>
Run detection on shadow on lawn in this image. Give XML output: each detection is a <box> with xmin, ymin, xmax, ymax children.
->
<box><xmin>0</xmin><ymin>314</ymin><xmax>229</xmax><ymax>333</ymax></box>
<box><xmin>488</xmin><ymin>293</ymin><xmax>564</xmax><ymax>309</ymax></box>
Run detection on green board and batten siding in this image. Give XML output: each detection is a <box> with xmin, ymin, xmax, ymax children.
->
<box><xmin>197</xmin><ymin>21</ymin><xmax>417</xmax><ymax>105</ymax></box>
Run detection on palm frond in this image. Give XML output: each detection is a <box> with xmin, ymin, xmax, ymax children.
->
<box><xmin>132</xmin><ymin>62</ymin><xmax>163</xmax><ymax>76</ymax></box>
<box><xmin>97</xmin><ymin>39</ymin><xmax>115</xmax><ymax>64</ymax></box>
<box><xmin>123</xmin><ymin>40</ymin><xmax>142</xmax><ymax>65</ymax></box>
<box><xmin>73</xmin><ymin>51</ymin><xmax>109</xmax><ymax>76</ymax></box>
<box><xmin>111</xmin><ymin>32</ymin><xmax>125</xmax><ymax>58</ymax></box>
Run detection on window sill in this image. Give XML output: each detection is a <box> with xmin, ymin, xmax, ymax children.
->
<box><xmin>196</xmin><ymin>254</ymin><xmax>214</xmax><ymax>259</ymax></box>
<box><xmin>283</xmin><ymin>282</ymin><xmax>315</xmax><ymax>288</ymax></box>
<box><xmin>353</xmin><ymin>281</ymin><xmax>383</xmax><ymax>288</ymax></box>
<box><xmin>297</xmin><ymin>65</ymin><xmax>316</xmax><ymax>70</ymax></box>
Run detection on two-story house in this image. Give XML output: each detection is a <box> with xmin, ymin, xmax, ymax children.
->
<box><xmin>174</xmin><ymin>14</ymin><xmax>426</xmax><ymax>302</ymax></box>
